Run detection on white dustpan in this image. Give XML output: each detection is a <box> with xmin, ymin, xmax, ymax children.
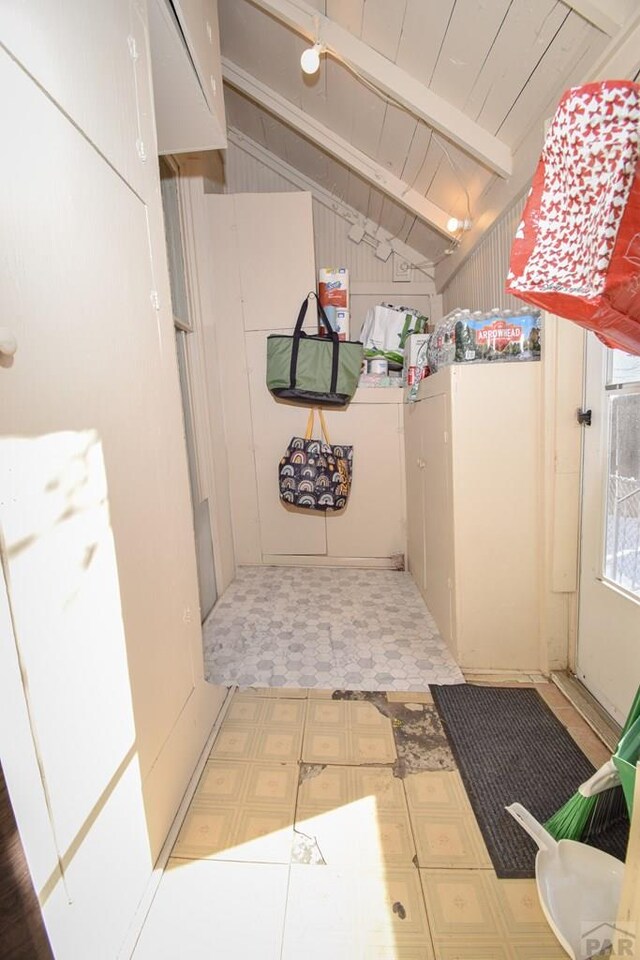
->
<box><xmin>506</xmin><ymin>803</ymin><xmax>624</xmax><ymax>959</ymax></box>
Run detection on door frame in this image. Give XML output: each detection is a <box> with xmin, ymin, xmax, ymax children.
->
<box><xmin>536</xmin><ymin>313</ymin><xmax>586</xmax><ymax>678</ymax></box>
<box><xmin>160</xmin><ymin>154</ymin><xmax>230</xmax><ymax>602</ymax></box>
<box><xmin>569</xmin><ymin>330</ymin><xmax>590</xmax><ymax>677</ymax></box>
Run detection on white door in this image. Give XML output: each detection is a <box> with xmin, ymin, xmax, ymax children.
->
<box><xmin>0</xmin><ymin>30</ymin><xmax>197</xmax><ymax>954</ymax></box>
<box><xmin>326</xmin><ymin>403</ymin><xmax>405</xmax><ymax>559</ymax></box>
<box><xmin>578</xmin><ymin>333</ymin><xmax>640</xmax><ymax>725</ymax></box>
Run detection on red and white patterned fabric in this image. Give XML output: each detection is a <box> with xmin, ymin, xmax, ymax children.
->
<box><xmin>506</xmin><ymin>80</ymin><xmax>640</xmax><ymax>354</ymax></box>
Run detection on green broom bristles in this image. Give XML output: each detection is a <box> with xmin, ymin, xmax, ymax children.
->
<box><xmin>545</xmin><ymin>685</ymin><xmax>640</xmax><ymax>842</ymax></box>
<box><xmin>545</xmin><ymin>792</ymin><xmax>598</xmax><ymax>840</ymax></box>
<box><xmin>583</xmin><ymin>784</ymin><xmax>627</xmax><ymax>840</ymax></box>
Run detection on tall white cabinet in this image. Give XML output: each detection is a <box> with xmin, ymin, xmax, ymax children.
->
<box><xmin>206</xmin><ymin>191</ymin><xmax>406</xmax><ymax>566</ymax></box>
<box><xmin>405</xmin><ymin>362</ymin><xmax>542</xmax><ymax>671</ymax></box>
<box><xmin>0</xmin><ymin>2</ymin><xmax>227</xmax><ymax>957</ymax></box>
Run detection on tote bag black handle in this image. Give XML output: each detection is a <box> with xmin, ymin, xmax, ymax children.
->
<box><xmin>289</xmin><ymin>292</ymin><xmax>340</xmax><ymax>395</ymax></box>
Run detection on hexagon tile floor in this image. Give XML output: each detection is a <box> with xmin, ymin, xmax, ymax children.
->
<box><xmin>203</xmin><ymin>566</ymin><xmax>464</xmax><ymax>691</ymax></box>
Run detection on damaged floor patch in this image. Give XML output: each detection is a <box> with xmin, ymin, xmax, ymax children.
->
<box><xmin>298</xmin><ymin>763</ymin><xmax>326</xmax><ymax>785</ymax></box>
<box><xmin>291</xmin><ymin>828</ymin><xmax>326</xmax><ymax>865</ymax></box>
<box><xmin>390</xmin><ymin>704</ymin><xmax>456</xmax><ymax>777</ymax></box>
<box><xmin>331</xmin><ymin>690</ymin><xmax>455</xmax><ymax>776</ymax></box>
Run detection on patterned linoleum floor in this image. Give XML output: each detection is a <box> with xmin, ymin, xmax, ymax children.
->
<box><xmin>133</xmin><ymin>682</ymin><xmax>609</xmax><ymax>959</ymax></box>
<box><xmin>203</xmin><ymin>566</ymin><xmax>464</xmax><ymax>690</ymax></box>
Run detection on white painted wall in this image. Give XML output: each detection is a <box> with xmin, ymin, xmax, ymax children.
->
<box><xmin>0</xmin><ymin>4</ymin><xmax>228</xmax><ymax>957</ymax></box>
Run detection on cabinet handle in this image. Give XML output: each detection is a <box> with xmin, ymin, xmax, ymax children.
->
<box><xmin>0</xmin><ymin>328</ymin><xmax>17</xmax><ymax>357</ymax></box>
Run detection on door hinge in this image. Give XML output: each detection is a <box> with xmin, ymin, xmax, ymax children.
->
<box><xmin>136</xmin><ymin>137</ymin><xmax>147</xmax><ymax>162</ymax></box>
<box><xmin>577</xmin><ymin>408</ymin><xmax>592</xmax><ymax>426</ymax></box>
<box><xmin>150</xmin><ymin>290</ymin><xmax>160</xmax><ymax>310</ymax></box>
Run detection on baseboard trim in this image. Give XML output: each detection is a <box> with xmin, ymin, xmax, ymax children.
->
<box><xmin>551</xmin><ymin>671</ymin><xmax>621</xmax><ymax>751</ymax></box>
<box><xmin>462</xmin><ymin>670</ymin><xmax>547</xmax><ymax>683</ymax></box>
<box><xmin>257</xmin><ymin>555</ymin><xmax>404</xmax><ymax>570</ymax></box>
<box><xmin>118</xmin><ymin>685</ymin><xmax>235</xmax><ymax>958</ymax></box>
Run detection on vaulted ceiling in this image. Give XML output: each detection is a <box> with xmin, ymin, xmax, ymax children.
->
<box><xmin>217</xmin><ymin>0</ymin><xmax>640</xmax><ymax>287</ymax></box>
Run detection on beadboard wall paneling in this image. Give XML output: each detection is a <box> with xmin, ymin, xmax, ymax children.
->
<box><xmin>312</xmin><ymin>201</ymin><xmax>405</xmax><ymax>283</ymax></box>
<box><xmin>442</xmin><ymin>194</ymin><xmax>527</xmax><ymax>314</ymax></box>
<box><xmin>225</xmin><ymin>140</ymin><xmax>296</xmax><ymax>193</ymax></box>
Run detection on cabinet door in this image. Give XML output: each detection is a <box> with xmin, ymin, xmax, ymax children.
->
<box><xmin>1</xmin><ymin>0</ymin><xmax>149</xmax><ymax>201</ymax></box>
<box><xmin>245</xmin><ymin>332</ymin><xmax>327</xmax><ymax>557</ymax></box>
<box><xmin>0</xmin><ymin>46</ymin><xmax>194</xmax><ymax>955</ymax></box>
<box><xmin>404</xmin><ymin>401</ymin><xmax>426</xmax><ymax>592</ymax></box>
<box><xmin>234</xmin><ymin>193</ymin><xmax>317</xmax><ymax>332</ymax></box>
<box><xmin>420</xmin><ymin>395</ymin><xmax>454</xmax><ymax>648</ymax></box>
<box><xmin>172</xmin><ymin>0</ymin><xmax>225</xmax><ymax>120</ymax></box>
<box><xmin>149</xmin><ymin>0</ymin><xmax>226</xmax><ymax>154</ymax></box>
<box><xmin>326</xmin><ymin>404</ymin><xmax>404</xmax><ymax>558</ymax></box>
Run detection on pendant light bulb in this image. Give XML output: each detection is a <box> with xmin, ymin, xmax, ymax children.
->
<box><xmin>301</xmin><ymin>42</ymin><xmax>322</xmax><ymax>75</ymax></box>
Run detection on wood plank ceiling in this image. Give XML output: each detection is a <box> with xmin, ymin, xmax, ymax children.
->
<box><xmin>217</xmin><ymin>0</ymin><xmax>635</xmax><ymax>281</ymax></box>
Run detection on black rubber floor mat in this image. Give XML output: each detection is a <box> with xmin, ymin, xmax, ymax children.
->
<box><xmin>431</xmin><ymin>684</ymin><xmax>629</xmax><ymax>878</ymax></box>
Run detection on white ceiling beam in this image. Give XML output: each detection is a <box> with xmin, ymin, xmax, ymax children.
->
<box><xmin>226</xmin><ymin>126</ymin><xmax>436</xmax><ymax>280</ymax></box>
<box><xmin>222</xmin><ymin>58</ymin><xmax>455</xmax><ymax>238</ymax></box>
<box><xmin>435</xmin><ymin>7</ymin><xmax>640</xmax><ymax>291</ymax></box>
<box><xmin>560</xmin><ymin>0</ymin><xmax>628</xmax><ymax>37</ymax></box>
<box><xmin>246</xmin><ymin>0</ymin><xmax>512</xmax><ymax>178</ymax></box>
<box><xmin>586</xmin><ymin>7</ymin><xmax>640</xmax><ymax>79</ymax></box>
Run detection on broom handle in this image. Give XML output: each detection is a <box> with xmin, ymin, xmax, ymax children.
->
<box><xmin>621</xmin><ymin>685</ymin><xmax>640</xmax><ymax>739</ymax></box>
<box><xmin>571</xmin><ymin>686</ymin><xmax>639</xmax><ymax>800</ymax></box>
<box><xmin>572</xmin><ymin>687</ymin><xmax>640</xmax><ymax>799</ymax></box>
<box><xmin>578</xmin><ymin>758</ymin><xmax>619</xmax><ymax>798</ymax></box>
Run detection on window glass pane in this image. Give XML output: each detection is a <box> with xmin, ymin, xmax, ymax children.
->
<box><xmin>608</xmin><ymin>349</ymin><xmax>640</xmax><ymax>386</ymax></box>
<box><xmin>604</xmin><ymin>392</ymin><xmax>640</xmax><ymax>596</ymax></box>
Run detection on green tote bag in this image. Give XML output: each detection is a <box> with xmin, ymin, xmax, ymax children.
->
<box><xmin>266</xmin><ymin>292</ymin><xmax>363</xmax><ymax>406</ymax></box>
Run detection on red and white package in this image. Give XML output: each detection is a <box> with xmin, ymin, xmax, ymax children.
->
<box><xmin>506</xmin><ymin>81</ymin><xmax>640</xmax><ymax>355</ymax></box>
<box><xmin>318</xmin><ymin>267</ymin><xmax>349</xmax><ymax>309</ymax></box>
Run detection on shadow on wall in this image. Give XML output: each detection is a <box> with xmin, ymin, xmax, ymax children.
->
<box><xmin>0</xmin><ymin>430</ymin><xmax>154</xmax><ymax>947</ymax></box>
